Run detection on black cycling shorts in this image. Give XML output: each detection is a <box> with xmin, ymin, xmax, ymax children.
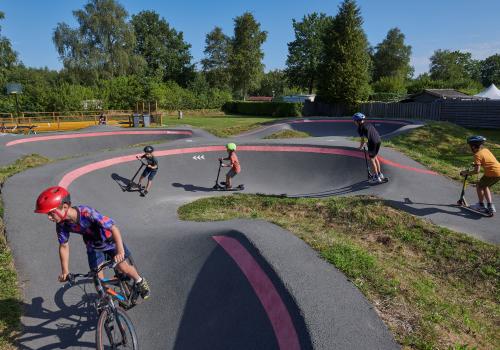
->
<box><xmin>367</xmin><ymin>142</ymin><xmax>381</xmax><ymax>158</ymax></box>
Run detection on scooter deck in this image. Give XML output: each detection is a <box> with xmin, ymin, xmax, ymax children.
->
<box><xmin>214</xmin><ymin>184</ymin><xmax>245</xmax><ymax>191</ymax></box>
<box><xmin>457</xmin><ymin>204</ymin><xmax>494</xmax><ymax>217</ymax></box>
<box><xmin>368</xmin><ymin>177</ymin><xmax>389</xmax><ymax>185</ymax></box>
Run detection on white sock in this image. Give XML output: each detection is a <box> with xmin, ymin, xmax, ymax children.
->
<box><xmin>135</xmin><ymin>277</ymin><xmax>143</xmax><ymax>283</ymax></box>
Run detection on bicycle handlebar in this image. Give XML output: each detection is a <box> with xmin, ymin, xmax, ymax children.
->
<box><xmin>67</xmin><ymin>260</ymin><xmax>118</xmax><ymax>286</ymax></box>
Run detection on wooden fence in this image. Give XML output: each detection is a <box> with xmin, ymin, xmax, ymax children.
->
<box><xmin>0</xmin><ymin>110</ymin><xmax>162</xmax><ymax>133</ymax></box>
<box><xmin>304</xmin><ymin>100</ymin><xmax>500</xmax><ymax>128</ymax></box>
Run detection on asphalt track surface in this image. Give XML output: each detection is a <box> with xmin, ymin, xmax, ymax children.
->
<box><xmin>1</xmin><ymin>119</ymin><xmax>498</xmax><ymax>350</ymax></box>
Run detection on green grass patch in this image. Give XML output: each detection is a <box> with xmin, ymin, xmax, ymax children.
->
<box><xmin>386</xmin><ymin>122</ymin><xmax>500</xmax><ymax>193</ymax></box>
<box><xmin>263</xmin><ymin>129</ymin><xmax>311</xmax><ymax>139</ymax></box>
<box><xmin>0</xmin><ymin>154</ymin><xmax>50</xmax><ymax>349</ymax></box>
<box><xmin>178</xmin><ymin>194</ymin><xmax>500</xmax><ymax>350</ymax></box>
<box><xmin>162</xmin><ymin>114</ymin><xmax>285</xmax><ymax>138</ymax></box>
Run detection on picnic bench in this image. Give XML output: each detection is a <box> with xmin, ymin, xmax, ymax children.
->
<box><xmin>0</xmin><ymin>124</ymin><xmax>38</xmax><ymax>135</ymax></box>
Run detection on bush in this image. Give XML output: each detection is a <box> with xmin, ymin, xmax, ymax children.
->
<box><xmin>222</xmin><ymin>101</ymin><xmax>303</xmax><ymax>117</ymax></box>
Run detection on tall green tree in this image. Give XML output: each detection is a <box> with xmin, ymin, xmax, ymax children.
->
<box><xmin>0</xmin><ymin>11</ymin><xmax>19</xmax><ymax>87</ymax></box>
<box><xmin>372</xmin><ymin>28</ymin><xmax>412</xmax><ymax>81</ymax></box>
<box><xmin>131</xmin><ymin>10</ymin><xmax>194</xmax><ymax>86</ymax></box>
<box><xmin>285</xmin><ymin>13</ymin><xmax>332</xmax><ymax>94</ymax></box>
<box><xmin>252</xmin><ymin>69</ymin><xmax>288</xmax><ymax>97</ymax></box>
<box><xmin>318</xmin><ymin>0</ymin><xmax>371</xmax><ymax>107</ymax></box>
<box><xmin>201</xmin><ymin>26</ymin><xmax>231</xmax><ymax>90</ymax></box>
<box><xmin>228</xmin><ymin>12</ymin><xmax>267</xmax><ymax>99</ymax></box>
<box><xmin>429</xmin><ymin>50</ymin><xmax>480</xmax><ymax>83</ymax></box>
<box><xmin>53</xmin><ymin>0</ymin><xmax>144</xmax><ymax>84</ymax></box>
<box><xmin>480</xmin><ymin>54</ymin><xmax>500</xmax><ymax>86</ymax></box>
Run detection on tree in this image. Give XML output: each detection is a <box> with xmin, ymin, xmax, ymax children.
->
<box><xmin>429</xmin><ymin>50</ymin><xmax>480</xmax><ymax>83</ymax></box>
<box><xmin>372</xmin><ymin>27</ymin><xmax>412</xmax><ymax>81</ymax></box>
<box><xmin>480</xmin><ymin>54</ymin><xmax>500</xmax><ymax>86</ymax></box>
<box><xmin>228</xmin><ymin>12</ymin><xmax>267</xmax><ymax>99</ymax></box>
<box><xmin>318</xmin><ymin>0</ymin><xmax>371</xmax><ymax>107</ymax></box>
<box><xmin>0</xmin><ymin>11</ymin><xmax>19</xmax><ymax>85</ymax></box>
<box><xmin>131</xmin><ymin>10</ymin><xmax>194</xmax><ymax>86</ymax></box>
<box><xmin>53</xmin><ymin>0</ymin><xmax>144</xmax><ymax>84</ymax></box>
<box><xmin>285</xmin><ymin>13</ymin><xmax>332</xmax><ymax>94</ymax></box>
<box><xmin>201</xmin><ymin>27</ymin><xmax>231</xmax><ymax>90</ymax></box>
<box><xmin>253</xmin><ymin>69</ymin><xmax>288</xmax><ymax>97</ymax></box>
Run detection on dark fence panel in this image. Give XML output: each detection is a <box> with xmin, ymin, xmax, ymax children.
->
<box><xmin>303</xmin><ymin>100</ymin><xmax>500</xmax><ymax>128</ymax></box>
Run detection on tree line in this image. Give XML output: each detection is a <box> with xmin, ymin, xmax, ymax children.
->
<box><xmin>1</xmin><ymin>0</ymin><xmax>500</xmax><ymax>113</ymax></box>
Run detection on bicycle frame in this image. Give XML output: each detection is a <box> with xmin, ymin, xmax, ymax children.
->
<box><xmin>68</xmin><ymin>260</ymin><xmax>138</xmax><ymax>348</ymax></box>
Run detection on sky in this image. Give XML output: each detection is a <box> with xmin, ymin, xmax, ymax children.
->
<box><xmin>1</xmin><ymin>0</ymin><xmax>499</xmax><ymax>76</ymax></box>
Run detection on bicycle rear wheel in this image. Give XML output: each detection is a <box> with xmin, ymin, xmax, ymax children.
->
<box><xmin>96</xmin><ymin>308</ymin><xmax>138</xmax><ymax>350</ymax></box>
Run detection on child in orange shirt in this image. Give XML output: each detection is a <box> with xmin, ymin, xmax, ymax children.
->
<box><xmin>219</xmin><ymin>143</ymin><xmax>241</xmax><ymax>189</ymax></box>
<box><xmin>460</xmin><ymin>136</ymin><xmax>500</xmax><ymax>214</ymax></box>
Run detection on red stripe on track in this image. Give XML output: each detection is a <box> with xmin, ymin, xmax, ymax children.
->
<box><xmin>59</xmin><ymin>145</ymin><xmax>436</xmax><ymax>188</ymax></box>
<box><xmin>5</xmin><ymin>130</ymin><xmax>192</xmax><ymax>147</ymax></box>
<box><xmin>212</xmin><ymin>235</ymin><xmax>301</xmax><ymax>350</ymax></box>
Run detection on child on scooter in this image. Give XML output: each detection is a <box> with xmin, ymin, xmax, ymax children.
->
<box><xmin>218</xmin><ymin>143</ymin><xmax>241</xmax><ymax>189</ymax></box>
<box><xmin>460</xmin><ymin>136</ymin><xmax>500</xmax><ymax>214</ymax></box>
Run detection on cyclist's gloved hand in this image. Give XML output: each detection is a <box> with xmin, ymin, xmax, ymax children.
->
<box><xmin>59</xmin><ymin>272</ymin><xmax>69</xmax><ymax>282</ymax></box>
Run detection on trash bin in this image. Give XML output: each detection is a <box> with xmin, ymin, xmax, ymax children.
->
<box><xmin>142</xmin><ymin>114</ymin><xmax>151</xmax><ymax>127</ymax></box>
<box><xmin>132</xmin><ymin>113</ymin><xmax>141</xmax><ymax>128</ymax></box>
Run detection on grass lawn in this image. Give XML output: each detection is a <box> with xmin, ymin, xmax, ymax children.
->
<box><xmin>386</xmin><ymin>122</ymin><xmax>500</xmax><ymax>193</ymax></box>
<box><xmin>263</xmin><ymin>129</ymin><xmax>311</xmax><ymax>139</ymax></box>
<box><xmin>0</xmin><ymin>155</ymin><xmax>50</xmax><ymax>349</ymax></box>
<box><xmin>179</xmin><ymin>194</ymin><xmax>499</xmax><ymax>350</ymax></box>
<box><xmin>162</xmin><ymin>114</ymin><xmax>286</xmax><ymax>138</ymax></box>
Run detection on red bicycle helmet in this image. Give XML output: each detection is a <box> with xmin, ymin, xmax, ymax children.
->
<box><xmin>35</xmin><ymin>186</ymin><xmax>71</xmax><ymax>214</ymax></box>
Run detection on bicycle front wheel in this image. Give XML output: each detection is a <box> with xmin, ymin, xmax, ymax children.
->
<box><xmin>96</xmin><ymin>308</ymin><xmax>138</xmax><ymax>350</ymax></box>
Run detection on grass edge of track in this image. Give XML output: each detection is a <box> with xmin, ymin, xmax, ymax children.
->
<box><xmin>0</xmin><ymin>154</ymin><xmax>51</xmax><ymax>349</ymax></box>
<box><xmin>385</xmin><ymin>121</ymin><xmax>500</xmax><ymax>194</ymax></box>
<box><xmin>263</xmin><ymin>130</ymin><xmax>311</xmax><ymax>139</ymax></box>
<box><xmin>178</xmin><ymin>194</ymin><xmax>499</xmax><ymax>350</ymax></box>
<box><xmin>161</xmin><ymin>114</ymin><xmax>287</xmax><ymax>138</ymax></box>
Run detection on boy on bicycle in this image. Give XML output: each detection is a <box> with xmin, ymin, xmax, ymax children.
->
<box><xmin>460</xmin><ymin>136</ymin><xmax>500</xmax><ymax>214</ymax></box>
<box><xmin>353</xmin><ymin>112</ymin><xmax>384</xmax><ymax>183</ymax></box>
<box><xmin>136</xmin><ymin>145</ymin><xmax>158</xmax><ymax>197</ymax></box>
<box><xmin>218</xmin><ymin>143</ymin><xmax>241</xmax><ymax>189</ymax></box>
<box><xmin>35</xmin><ymin>186</ymin><xmax>150</xmax><ymax>299</ymax></box>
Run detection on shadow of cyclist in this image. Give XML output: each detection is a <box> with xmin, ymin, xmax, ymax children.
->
<box><xmin>17</xmin><ymin>279</ymin><xmax>99</xmax><ymax>349</ymax></box>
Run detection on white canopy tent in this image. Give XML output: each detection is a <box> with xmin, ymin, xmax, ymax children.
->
<box><xmin>474</xmin><ymin>84</ymin><xmax>500</xmax><ymax>100</ymax></box>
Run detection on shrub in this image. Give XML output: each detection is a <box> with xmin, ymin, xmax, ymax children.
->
<box><xmin>222</xmin><ymin>101</ymin><xmax>303</xmax><ymax>117</ymax></box>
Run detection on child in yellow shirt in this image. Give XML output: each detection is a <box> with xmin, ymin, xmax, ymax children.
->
<box><xmin>460</xmin><ymin>136</ymin><xmax>500</xmax><ymax>214</ymax></box>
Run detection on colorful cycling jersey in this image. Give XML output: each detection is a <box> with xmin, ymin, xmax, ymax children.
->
<box><xmin>56</xmin><ymin>205</ymin><xmax>116</xmax><ymax>252</ymax></box>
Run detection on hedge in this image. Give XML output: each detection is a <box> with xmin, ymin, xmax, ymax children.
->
<box><xmin>222</xmin><ymin>101</ymin><xmax>303</xmax><ymax>117</ymax></box>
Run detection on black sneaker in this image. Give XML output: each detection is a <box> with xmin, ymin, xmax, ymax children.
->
<box><xmin>136</xmin><ymin>278</ymin><xmax>150</xmax><ymax>299</ymax></box>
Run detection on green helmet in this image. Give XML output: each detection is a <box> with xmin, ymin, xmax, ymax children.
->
<box><xmin>226</xmin><ymin>143</ymin><xmax>237</xmax><ymax>151</ymax></box>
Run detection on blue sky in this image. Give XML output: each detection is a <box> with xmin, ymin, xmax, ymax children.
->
<box><xmin>1</xmin><ymin>0</ymin><xmax>499</xmax><ymax>76</ymax></box>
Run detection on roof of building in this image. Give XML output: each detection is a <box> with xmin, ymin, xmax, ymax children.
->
<box><xmin>401</xmin><ymin>89</ymin><xmax>484</xmax><ymax>102</ymax></box>
<box><xmin>247</xmin><ymin>96</ymin><xmax>273</xmax><ymax>102</ymax></box>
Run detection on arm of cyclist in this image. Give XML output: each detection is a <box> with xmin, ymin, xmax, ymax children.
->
<box><xmin>58</xmin><ymin>242</ymin><xmax>70</xmax><ymax>282</ymax></box>
<box><xmin>111</xmin><ymin>225</ymin><xmax>126</xmax><ymax>263</ymax></box>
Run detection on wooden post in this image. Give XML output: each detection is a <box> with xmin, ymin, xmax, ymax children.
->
<box><xmin>57</xmin><ymin>116</ymin><xmax>60</xmax><ymax>129</ymax></box>
<box><xmin>142</xmin><ymin>101</ymin><xmax>144</xmax><ymax>113</ymax></box>
<box><xmin>155</xmin><ymin>100</ymin><xmax>158</xmax><ymax>112</ymax></box>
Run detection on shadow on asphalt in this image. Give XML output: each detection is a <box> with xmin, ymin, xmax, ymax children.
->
<box><xmin>173</xmin><ymin>230</ymin><xmax>313</xmax><ymax>350</ymax></box>
<box><xmin>17</xmin><ymin>280</ymin><xmax>98</xmax><ymax>349</ymax></box>
<box><xmin>111</xmin><ymin>173</ymin><xmax>142</xmax><ymax>193</ymax></box>
<box><xmin>172</xmin><ymin>182</ymin><xmax>216</xmax><ymax>193</ymax></box>
<box><xmin>386</xmin><ymin>198</ymin><xmax>486</xmax><ymax>220</ymax></box>
<box><xmin>287</xmin><ymin>180</ymin><xmax>370</xmax><ymax>198</ymax></box>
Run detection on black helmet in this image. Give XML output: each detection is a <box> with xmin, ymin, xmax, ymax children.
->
<box><xmin>467</xmin><ymin>136</ymin><xmax>486</xmax><ymax>146</ymax></box>
<box><xmin>144</xmin><ymin>145</ymin><xmax>154</xmax><ymax>153</ymax></box>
